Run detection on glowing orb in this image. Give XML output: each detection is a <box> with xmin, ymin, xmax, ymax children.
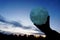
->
<box><xmin>30</xmin><ymin>7</ymin><xmax>49</xmax><ymax>25</ymax></box>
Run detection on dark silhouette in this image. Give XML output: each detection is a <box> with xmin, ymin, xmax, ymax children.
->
<box><xmin>34</xmin><ymin>16</ymin><xmax>60</xmax><ymax>40</ymax></box>
<box><xmin>0</xmin><ymin>32</ymin><xmax>45</xmax><ymax>40</ymax></box>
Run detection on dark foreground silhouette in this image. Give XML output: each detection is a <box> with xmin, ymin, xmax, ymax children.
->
<box><xmin>0</xmin><ymin>32</ymin><xmax>45</xmax><ymax>40</ymax></box>
<box><xmin>34</xmin><ymin>16</ymin><xmax>60</xmax><ymax>40</ymax></box>
<box><xmin>0</xmin><ymin>16</ymin><xmax>60</xmax><ymax>40</ymax></box>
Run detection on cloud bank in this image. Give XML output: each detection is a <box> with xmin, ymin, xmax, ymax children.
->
<box><xmin>0</xmin><ymin>15</ymin><xmax>41</xmax><ymax>35</ymax></box>
<box><xmin>0</xmin><ymin>15</ymin><xmax>22</xmax><ymax>27</ymax></box>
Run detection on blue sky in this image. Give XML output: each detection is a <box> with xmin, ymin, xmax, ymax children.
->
<box><xmin>0</xmin><ymin>0</ymin><xmax>60</xmax><ymax>33</ymax></box>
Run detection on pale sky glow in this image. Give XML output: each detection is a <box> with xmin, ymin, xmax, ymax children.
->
<box><xmin>0</xmin><ymin>27</ymin><xmax>39</xmax><ymax>35</ymax></box>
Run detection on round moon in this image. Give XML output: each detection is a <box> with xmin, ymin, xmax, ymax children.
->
<box><xmin>30</xmin><ymin>7</ymin><xmax>49</xmax><ymax>25</ymax></box>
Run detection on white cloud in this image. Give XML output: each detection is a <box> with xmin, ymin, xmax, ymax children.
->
<box><xmin>0</xmin><ymin>22</ymin><xmax>41</xmax><ymax>35</ymax></box>
<box><xmin>0</xmin><ymin>15</ymin><xmax>42</xmax><ymax>35</ymax></box>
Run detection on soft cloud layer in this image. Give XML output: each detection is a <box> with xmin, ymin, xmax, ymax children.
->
<box><xmin>0</xmin><ymin>15</ymin><xmax>41</xmax><ymax>35</ymax></box>
<box><xmin>0</xmin><ymin>15</ymin><xmax>22</xmax><ymax>27</ymax></box>
<box><xmin>0</xmin><ymin>22</ymin><xmax>41</xmax><ymax>35</ymax></box>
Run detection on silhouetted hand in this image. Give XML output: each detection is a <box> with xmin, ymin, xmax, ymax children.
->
<box><xmin>34</xmin><ymin>16</ymin><xmax>51</xmax><ymax>34</ymax></box>
<box><xmin>34</xmin><ymin>16</ymin><xmax>60</xmax><ymax>40</ymax></box>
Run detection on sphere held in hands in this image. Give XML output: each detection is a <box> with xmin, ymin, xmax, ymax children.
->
<box><xmin>30</xmin><ymin>7</ymin><xmax>49</xmax><ymax>25</ymax></box>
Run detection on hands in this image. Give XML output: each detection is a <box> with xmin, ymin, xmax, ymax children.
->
<box><xmin>34</xmin><ymin>16</ymin><xmax>51</xmax><ymax>34</ymax></box>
